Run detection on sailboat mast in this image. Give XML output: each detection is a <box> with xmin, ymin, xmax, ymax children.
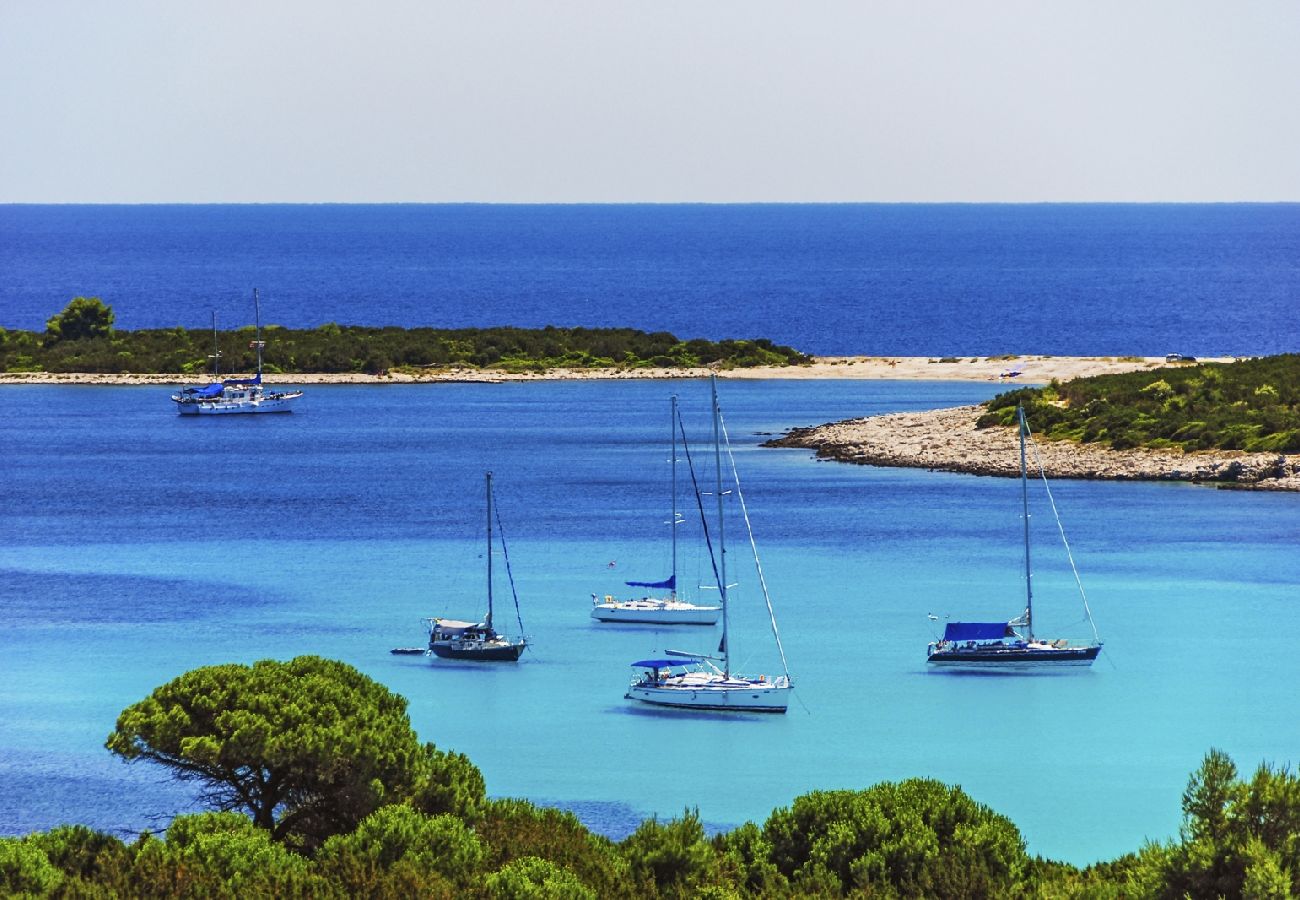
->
<box><xmin>252</xmin><ymin>288</ymin><xmax>265</xmax><ymax>381</ymax></box>
<box><xmin>486</xmin><ymin>471</ymin><xmax>494</xmax><ymax>631</ymax></box>
<box><xmin>1018</xmin><ymin>405</ymin><xmax>1033</xmax><ymax>640</ymax></box>
<box><xmin>711</xmin><ymin>376</ymin><xmax>730</xmax><ymax>677</ymax></box>
<box><xmin>670</xmin><ymin>394</ymin><xmax>678</xmax><ymax>599</ymax></box>
<box><xmin>209</xmin><ymin>312</ymin><xmax>220</xmax><ymax>378</ymax></box>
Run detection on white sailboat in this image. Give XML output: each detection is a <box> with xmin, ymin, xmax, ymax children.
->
<box><xmin>927</xmin><ymin>404</ymin><xmax>1103</xmax><ymax>670</ymax></box>
<box><xmin>625</xmin><ymin>377</ymin><xmax>793</xmax><ymax>713</ymax></box>
<box><xmin>171</xmin><ymin>289</ymin><xmax>303</xmax><ymax>415</ymax></box>
<box><xmin>591</xmin><ymin>395</ymin><xmax>722</xmax><ymax>626</ymax></box>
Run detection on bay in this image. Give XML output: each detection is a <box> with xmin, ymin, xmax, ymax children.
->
<box><xmin>3</xmin><ymin>379</ymin><xmax>1298</xmax><ymax>865</ymax></box>
<box><xmin>3</xmin><ymin>203</ymin><xmax>1298</xmax><ymax>356</ymax></box>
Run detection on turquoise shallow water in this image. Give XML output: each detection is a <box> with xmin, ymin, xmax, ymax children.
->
<box><xmin>3</xmin><ymin>379</ymin><xmax>1298</xmax><ymax>864</ymax></box>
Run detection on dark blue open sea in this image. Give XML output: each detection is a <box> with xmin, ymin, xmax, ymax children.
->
<box><xmin>2</xmin><ymin>203</ymin><xmax>1298</xmax><ymax>356</ymax></box>
<box><xmin>2</xmin><ymin>205</ymin><xmax>1299</xmax><ymax>866</ymax></box>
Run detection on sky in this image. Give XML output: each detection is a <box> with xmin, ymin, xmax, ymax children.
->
<box><xmin>2</xmin><ymin>1</ymin><xmax>1298</xmax><ymax>203</ymax></box>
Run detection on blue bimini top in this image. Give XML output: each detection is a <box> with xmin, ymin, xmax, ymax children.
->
<box><xmin>942</xmin><ymin>622</ymin><xmax>1014</xmax><ymax>642</ymax></box>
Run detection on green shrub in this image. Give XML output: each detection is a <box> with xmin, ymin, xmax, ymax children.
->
<box><xmin>979</xmin><ymin>355</ymin><xmax>1300</xmax><ymax>454</ymax></box>
<box><xmin>0</xmin><ymin>838</ymin><xmax>64</xmax><ymax>896</ymax></box>
<box><xmin>4</xmin><ymin>301</ymin><xmax>810</xmax><ymax>375</ymax></box>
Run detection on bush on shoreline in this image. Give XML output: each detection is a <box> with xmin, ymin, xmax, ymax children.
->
<box><xmin>977</xmin><ymin>354</ymin><xmax>1300</xmax><ymax>453</ymax></box>
<box><xmin>0</xmin><ymin>299</ymin><xmax>810</xmax><ymax>375</ymax></box>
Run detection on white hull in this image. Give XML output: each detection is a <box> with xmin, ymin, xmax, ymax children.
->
<box><xmin>592</xmin><ymin>600</ymin><xmax>720</xmax><ymax>625</ymax></box>
<box><xmin>623</xmin><ymin>381</ymin><xmax>794</xmax><ymax>715</ymax></box>
<box><xmin>626</xmin><ymin>675</ymin><xmax>791</xmax><ymax>712</ymax></box>
<box><xmin>174</xmin><ymin>393</ymin><xmax>302</xmax><ymax>415</ymax></box>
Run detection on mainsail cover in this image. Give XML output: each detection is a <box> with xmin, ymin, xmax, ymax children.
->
<box><xmin>624</xmin><ymin>575</ymin><xmax>675</xmax><ymax>590</ymax></box>
<box><xmin>943</xmin><ymin>622</ymin><xmax>1015</xmax><ymax>642</ymax></box>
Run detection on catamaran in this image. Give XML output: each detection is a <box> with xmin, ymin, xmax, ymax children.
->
<box><xmin>592</xmin><ymin>395</ymin><xmax>721</xmax><ymax>626</ymax></box>
<box><xmin>927</xmin><ymin>404</ymin><xmax>1103</xmax><ymax>670</ymax></box>
<box><xmin>422</xmin><ymin>471</ymin><xmax>528</xmax><ymax>662</ymax></box>
<box><xmin>625</xmin><ymin>377</ymin><xmax>793</xmax><ymax>712</ymax></box>
<box><xmin>171</xmin><ymin>289</ymin><xmax>303</xmax><ymax>415</ymax></box>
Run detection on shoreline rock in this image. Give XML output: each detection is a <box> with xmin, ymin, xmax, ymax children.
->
<box><xmin>764</xmin><ymin>404</ymin><xmax>1300</xmax><ymax>492</ymax></box>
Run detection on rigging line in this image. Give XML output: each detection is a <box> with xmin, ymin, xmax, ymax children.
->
<box><xmin>1024</xmin><ymin>419</ymin><xmax>1102</xmax><ymax>645</ymax></box>
<box><xmin>716</xmin><ymin>406</ymin><xmax>792</xmax><ymax>681</ymax></box>
<box><xmin>493</xmin><ymin>504</ymin><xmax>527</xmax><ymax>639</ymax></box>
<box><xmin>676</xmin><ymin>409</ymin><xmax>725</xmax><ymax>613</ymax></box>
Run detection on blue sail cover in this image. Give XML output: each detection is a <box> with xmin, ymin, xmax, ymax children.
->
<box><xmin>194</xmin><ymin>383</ymin><xmax>224</xmax><ymax>398</ymax></box>
<box><xmin>631</xmin><ymin>659</ymin><xmax>688</xmax><ymax>668</ymax></box>
<box><xmin>943</xmin><ymin>622</ymin><xmax>1014</xmax><ymax>641</ymax></box>
<box><xmin>625</xmin><ymin>575</ymin><xmax>675</xmax><ymax>590</ymax></box>
<box><xmin>223</xmin><ymin>374</ymin><xmax>261</xmax><ymax>386</ymax></box>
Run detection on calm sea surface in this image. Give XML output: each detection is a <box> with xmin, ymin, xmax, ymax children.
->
<box><xmin>3</xmin><ymin>379</ymin><xmax>1299</xmax><ymax>865</ymax></box>
<box><xmin>2</xmin><ymin>203</ymin><xmax>1298</xmax><ymax>356</ymax></box>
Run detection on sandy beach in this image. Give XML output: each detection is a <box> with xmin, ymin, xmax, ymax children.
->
<box><xmin>0</xmin><ymin>355</ymin><xmax>1226</xmax><ymax>386</ymax></box>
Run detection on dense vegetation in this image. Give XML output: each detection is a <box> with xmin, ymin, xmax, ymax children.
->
<box><xmin>0</xmin><ymin>297</ymin><xmax>810</xmax><ymax>375</ymax></box>
<box><xmin>4</xmin><ymin>656</ymin><xmax>1299</xmax><ymax>898</ymax></box>
<box><xmin>978</xmin><ymin>354</ymin><xmax>1300</xmax><ymax>453</ymax></box>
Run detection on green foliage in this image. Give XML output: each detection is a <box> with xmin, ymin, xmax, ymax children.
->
<box><xmin>410</xmin><ymin>744</ymin><xmax>487</xmax><ymax>823</ymax></box>
<box><xmin>4</xmin><ymin>300</ymin><xmax>810</xmax><ymax>374</ymax></box>
<box><xmin>1158</xmin><ymin>749</ymin><xmax>1300</xmax><ymax>899</ymax></box>
<box><xmin>486</xmin><ymin>856</ymin><xmax>597</xmax><ymax>899</ymax></box>
<box><xmin>26</xmin><ymin>824</ymin><xmax>132</xmax><ymax>895</ymax></box>
<box><xmin>620</xmin><ymin>809</ymin><xmax>718</xmax><ymax>898</ymax></box>
<box><xmin>714</xmin><ymin>821</ymin><xmax>790</xmax><ymax>897</ymax></box>
<box><xmin>313</xmin><ymin>805</ymin><xmax>474</xmax><ymax>896</ymax></box>
<box><xmin>978</xmin><ymin>355</ymin><xmax>1300</xmax><ymax>453</ymax></box>
<box><xmin>45</xmin><ymin>297</ymin><xmax>114</xmax><ymax>343</ymax></box>
<box><xmin>105</xmin><ymin>656</ymin><xmax>427</xmax><ymax>853</ymax></box>
<box><xmin>0</xmin><ymin>837</ymin><xmax>65</xmax><ymax>896</ymax></box>
<box><xmin>761</xmin><ymin>779</ymin><xmax>1028</xmax><ymax>897</ymax></box>
<box><xmin>129</xmin><ymin>812</ymin><xmax>319</xmax><ymax>898</ymax></box>
<box><xmin>477</xmin><ymin>798</ymin><xmax>631</xmax><ymax>899</ymax></box>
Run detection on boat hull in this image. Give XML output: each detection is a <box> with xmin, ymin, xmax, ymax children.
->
<box><xmin>174</xmin><ymin>394</ymin><xmax>302</xmax><ymax>415</ymax></box>
<box><xmin>626</xmin><ymin>680</ymin><xmax>790</xmax><ymax>712</ymax></box>
<box><xmin>591</xmin><ymin>604</ymin><xmax>720</xmax><ymax>625</ymax></box>
<box><xmin>429</xmin><ymin>640</ymin><xmax>526</xmax><ymax>662</ymax></box>
<box><xmin>927</xmin><ymin>645</ymin><xmax>1100</xmax><ymax>671</ymax></box>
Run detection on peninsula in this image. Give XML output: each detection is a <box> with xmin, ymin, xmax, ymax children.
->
<box><xmin>0</xmin><ymin>297</ymin><xmax>1226</xmax><ymax>385</ymax></box>
<box><xmin>767</xmin><ymin>354</ymin><xmax>1300</xmax><ymax>491</ymax></box>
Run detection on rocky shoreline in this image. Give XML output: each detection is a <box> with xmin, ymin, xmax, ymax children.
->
<box><xmin>765</xmin><ymin>404</ymin><xmax>1300</xmax><ymax>491</ymax></box>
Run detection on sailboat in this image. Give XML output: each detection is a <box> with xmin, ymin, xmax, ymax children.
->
<box><xmin>171</xmin><ymin>289</ymin><xmax>303</xmax><ymax>415</ymax></box>
<box><xmin>423</xmin><ymin>471</ymin><xmax>528</xmax><ymax>662</ymax></box>
<box><xmin>625</xmin><ymin>377</ymin><xmax>793</xmax><ymax>712</ymax></box>
<box><xmin>926</xmin><ymin>404</ymin><xmax>1103</xmax><ymax>670</ymax></box>
<box><xmin>591</xmin><ymin>395</ymin><xmax>722</xmax><ymax>626</ymax></box>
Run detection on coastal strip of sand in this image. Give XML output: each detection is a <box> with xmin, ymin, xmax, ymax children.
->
<box><xmin>0</xmin><ymin>355</ymin><xmax>1229</xmax><ymax>386</ymax></box>
<box><xmin>764</xmin><ymin>404</ymin><xmax>1300</xmax><ymax>492</ymax></box>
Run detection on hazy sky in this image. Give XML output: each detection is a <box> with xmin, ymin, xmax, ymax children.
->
<box><xmin>2</xmin><ymin>1</ymin><xmax>1297</xmax><ymax>202</ymax></box>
